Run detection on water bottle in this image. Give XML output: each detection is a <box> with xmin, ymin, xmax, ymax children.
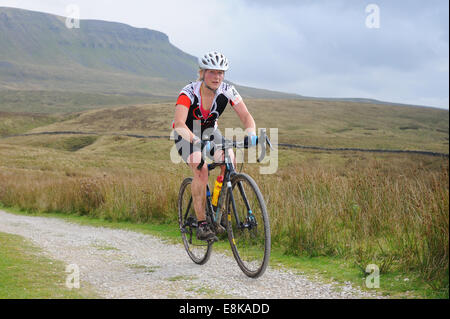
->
<box><xmin>211</xmin><ymin>175</ymin><xmax>224</xmax><ymax>209</ymax></box>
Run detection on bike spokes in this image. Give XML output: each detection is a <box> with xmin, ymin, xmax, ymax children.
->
<box><xmin>178</xmin><ymin>178</ymin><xmax>212</xmax><ymax>265</ymax></box>
<box><xmin>226</xmin><ymin>174</ymin><xmax>270</xmax><ymax>278</ymax></box>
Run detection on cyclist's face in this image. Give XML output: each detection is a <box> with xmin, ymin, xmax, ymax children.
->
<box><xmin>204</xmin><ymin>69</ymin><xmax>224</xmax><ymax>90</ymax></box>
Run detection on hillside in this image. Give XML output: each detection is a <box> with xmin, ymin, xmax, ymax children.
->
<box><xmin>1</xmin><ymin>6</ymin><xmax>443</xmax><ymax>112</ymax></box>
<box><xmin>0</xmin><ymin>7</ymin><xmax>195</xmax><ymax>94</ymax></box>
<box><xmin>0</xmin><ymin>98</ymin><xmax>446</xmax><ymax>153</ymax></box>
<box><xmin>0</xmin><ymin>7</ymin><xmax>305</xmax><ymax>102</ymax></box>
<box><xmin>0</xmin><ymin>106</ymin><xmax>448</xmax><ymax>298</ymax></box>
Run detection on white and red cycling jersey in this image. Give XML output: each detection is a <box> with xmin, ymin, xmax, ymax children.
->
<box><xmin>172</xmin><ymin>81</ymin><xmax>242</xmax><ymax>134</ymax></box>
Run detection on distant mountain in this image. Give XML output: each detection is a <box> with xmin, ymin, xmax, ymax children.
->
<box><xmin>0</xmin><ymin>7</ymin><xmax>197</xmax><ymax>79</ymax></box>
<box><xmin>0</xmin><ymin>7</ymin><xmax>198</xmax><ymax>96</ymax></box>
<box><xmin>0</xmin><ymin>7</ymin><xmax>439</xmax><ymax>109</ymax></box>
<box><xmin>0</xmin><ymin>7</ymin><xmax>304</xmax><ymax>100</ymax></box>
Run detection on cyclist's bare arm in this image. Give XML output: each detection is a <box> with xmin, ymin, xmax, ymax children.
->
<box><xmin>232</xmin><ymin>101</ymin><xmax>256</xmax><ymax>135</ymax></box>
<box><xmin>174</xmin><ymin>105</ymin><xmax>196</xmax><ymax>143</ymax></box>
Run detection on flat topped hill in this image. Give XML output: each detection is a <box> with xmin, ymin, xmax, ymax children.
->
<box><xmin>0</xmin><ymin>7</ymin><xmax>303</xmax><ymax>100</ymax></box>
<box><xmin>0</xmin><ymin>6</ymin><xmax>195</xmax><ymax>94</ymax></box>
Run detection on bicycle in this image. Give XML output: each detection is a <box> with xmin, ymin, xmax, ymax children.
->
<box><xmin>177</xmin><ymin>129</ymin><xmax>272</xmax><ymax>278</ymax></box>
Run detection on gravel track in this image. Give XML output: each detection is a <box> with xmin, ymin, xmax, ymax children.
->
<box><xmin>0</xmin><ymin>210</ymin><xmax>381</xmax><ymax>299</ymax></box>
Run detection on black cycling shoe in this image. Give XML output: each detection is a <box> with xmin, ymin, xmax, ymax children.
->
<box><xmin>197</xmin><ymin>222</ymin><xmax>217</xmax><ymax>241</ymax></box>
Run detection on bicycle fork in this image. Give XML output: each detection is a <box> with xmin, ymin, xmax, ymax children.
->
<box><xmin>226</xmin><ymin>176</ymin><xmax>256</xmax><ymax>230</ymax></box>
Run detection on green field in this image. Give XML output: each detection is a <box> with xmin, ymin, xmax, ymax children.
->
<box><xmin>0</xmin><ymin>96</ymin><xmax>448</xmax><ymax>298</ymax></box>
<box><xmin>2</xmin><ymin>97</ymin><xmax>448</xmax><ymax>153</ymax></box>
<box><xmin>0</xmin><ymin>90</ymin><xmax>171</xmax><ymax>114</ymax></box>
<box><xmin>0</xmin><ymin>231</ymin><xmax>97</xmax><ymax>298</ymax></box>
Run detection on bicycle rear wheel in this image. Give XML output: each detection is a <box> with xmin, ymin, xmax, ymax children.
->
<box><xmin>178</xmin><ymin>177</ymin><xmax>212</xmax><ymax>265</ymax></box>
<box><xmin>225</xmin><ymin>173</ymin><xmax>271</xmax><ymax>278</ymax></box>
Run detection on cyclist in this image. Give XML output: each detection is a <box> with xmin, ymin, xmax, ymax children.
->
<box><xmin>172</xmin><ymin>51</ymin><xmax>258</xmax><ymax>241</ymax></box>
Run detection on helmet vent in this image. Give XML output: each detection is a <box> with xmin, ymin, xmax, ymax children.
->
<box><xmin>198</xmin><ymin>51</ymin><xmax>229</xmax><ymax>71</ymax></box>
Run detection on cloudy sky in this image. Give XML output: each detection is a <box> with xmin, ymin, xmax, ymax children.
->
<box><xmin>2</xmin><ymin>0</ymin><xmax>449</xmax><ymax>109</ymax></box>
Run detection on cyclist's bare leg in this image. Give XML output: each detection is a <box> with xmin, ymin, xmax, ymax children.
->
<box><xmin>186</xmin><ymin>149</ymin><xmax>236</xmax><ymax>222</ymax></box>
<box><xmin>187</xmin><ymin>151</ymin><xmax>208</xmax><ymax>222</ymax></box>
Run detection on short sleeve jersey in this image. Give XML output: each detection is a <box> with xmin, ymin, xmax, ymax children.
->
<box><xmin>173</xmin><ymin>81</ymin><xmax>242</xmax><ymax>134</ymax></box>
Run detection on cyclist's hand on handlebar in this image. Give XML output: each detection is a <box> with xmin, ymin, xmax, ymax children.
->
<box><xmin>244</xmin><ymin>133</ymin><xmax>258</xmax><ymax>148</ymax></box>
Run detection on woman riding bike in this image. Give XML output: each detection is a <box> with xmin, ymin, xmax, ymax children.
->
<box><xmin>172</xmin><ymin>51</ymin><xmax>258</xmax><ymax>241</ymax></box>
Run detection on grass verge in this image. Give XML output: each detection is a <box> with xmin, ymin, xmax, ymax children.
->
<box><xmin>0</xmin><ymin>229</ymin><xmax>98</xmax><ymax>299</ymax></box>
<box><xmin>1</xmin><ymin>204</ymin><xmax>446</xmax><ymax>299</ymax></box>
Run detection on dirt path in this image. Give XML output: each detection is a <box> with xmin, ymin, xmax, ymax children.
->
<box><xmin>0</xmin><ymin>210</ymin><xmax>381</xmax><ymax>299</ymax></box>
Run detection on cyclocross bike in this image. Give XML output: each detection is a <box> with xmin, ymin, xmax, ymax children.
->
<box><xmin>178</xmin><ymin>129</ymin><xmax>272</xmax><ymax>278</ymax></box>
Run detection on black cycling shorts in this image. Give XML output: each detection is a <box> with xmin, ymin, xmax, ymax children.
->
<box><xmin>174</xmin><ymin>130</ymin><xmax>224</xmax><ymax>164</ymax></box>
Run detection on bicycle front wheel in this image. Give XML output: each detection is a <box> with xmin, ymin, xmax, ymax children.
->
<box><xmin>178</xmin><ymin>177</ymin><xmax>212</xmax><ymax>265</ymax></box>
<box><xmin>225</xmin><ymin>173</ymin><xmax>271</xmax><ymax>278</ymax></box>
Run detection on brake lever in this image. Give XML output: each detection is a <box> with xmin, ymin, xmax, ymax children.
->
<box><xmin>266</xmin><ymin>136</ymin><xmax>273</xmax><ymax>151</ymax></box>
<box><xmin>197</xmin><ymin>152</ymin><xmax>205</xmax><ymax>170</ymax></box>
<box><xmin>196</xmin><ymin>141</ymin><xmax>207</xmax><ymax>170</ymax></box>
<box><xmin>257</xmin><ymin>129</ymin><xmax>267</xmax><ymax>163</ymax></box>
<box><xmin>196</xmin><ymin>140</ymin><xmax>217</xmax><ymax>170</ymax></box>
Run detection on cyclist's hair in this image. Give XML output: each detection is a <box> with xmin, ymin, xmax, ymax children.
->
<box><xmin>197</xmin><ymin>69</ymin><xmax>205</xmax><ymax>81</ymax></box>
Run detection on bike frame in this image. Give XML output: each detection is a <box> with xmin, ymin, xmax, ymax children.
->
<box><xmin>206</xmin><ymin>156</ymin><xmax>240</xmax><ymax>232</ymax></box>
<box><xmin>182</xmin><ymin>129</ymin><xmax>271</xmax><ymax>236</ymax></box>
<box><xmin>182</xmin><ymin>141</ymin><xmax>251</xmax><ymax>235</ymax></box>
<box><xmin>179</xmin><ymin>129</ymin><xmax>272</xmax><ymax>277</ymax></box>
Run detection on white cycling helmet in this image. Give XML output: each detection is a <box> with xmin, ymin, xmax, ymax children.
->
<box><xmin>198</xmin><ymin>51</ymin><xmax>229</xmax><ymax>71</ymax></box>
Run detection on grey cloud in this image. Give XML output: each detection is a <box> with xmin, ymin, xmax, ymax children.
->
<box><xmin>226</xmin><ymin>0</ymin><xmax>448</xmax><ymax>108</ymax></box>
<box><xmin>2</xmin><ymin>0</ymin><xmax>448</xmax><ymax>108</ymax></box>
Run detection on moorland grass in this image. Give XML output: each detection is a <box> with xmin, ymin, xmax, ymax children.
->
<box><xmin>0</xmin><ymin>135</ymin><xmax>447</xmax><ymax>297</ymax></box>
<box><xmin>0</xmin><ymin>231</ymin><xmax>97</xmax><ymax>298</ymax></box>
<box><xmin>0</xmin><ymin>98</ymin><xmax>448</xmax><ymax>297</ymax></box>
